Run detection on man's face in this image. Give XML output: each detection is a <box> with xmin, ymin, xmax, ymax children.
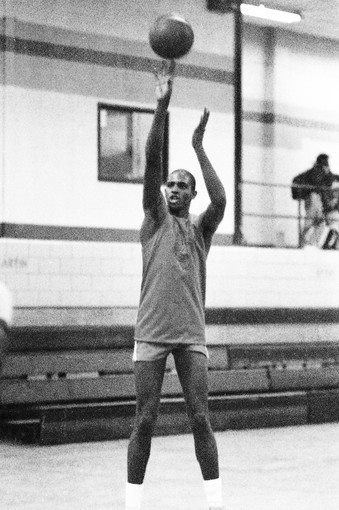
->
<box><xmin>323</xmin><ymin>163</ymin><xmax>330</xmax><ymax>174</ymax></box>
<box><xmin>164</xmin><ymin>171</ymin><xmax>196</xmax><ymax>215</ymax></box>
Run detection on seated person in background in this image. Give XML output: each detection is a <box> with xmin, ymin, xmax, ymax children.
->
<box><xmin>292</xmin><ymin>154</ymin><xmax>339</xmax><ymax>249</ymax></box>
<box><xmin>0</xmin><ymin>281</ymin><xmax>13</xmax><ymax>374</ymax></box>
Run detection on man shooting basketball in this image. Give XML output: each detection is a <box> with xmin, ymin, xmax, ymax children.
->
<box><xmin>125</xmin><ymin>61</ymin><xmax>226</xmax><ymax>510</ymax></box>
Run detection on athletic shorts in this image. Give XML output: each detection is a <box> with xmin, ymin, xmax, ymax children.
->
<box><xmin>133</xmin><ymin>341</ymin><xmax>209</xmax><ymax>362</ymax></box>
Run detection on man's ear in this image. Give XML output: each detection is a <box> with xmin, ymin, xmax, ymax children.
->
<box><xmin>192</xmin><ymin>190</ymin><xmax>197</xmax><ymax>199</ymax></box>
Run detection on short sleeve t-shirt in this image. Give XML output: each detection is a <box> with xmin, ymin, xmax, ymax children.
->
<box><xmin>134</xmin><ymin>211</ymin><xmax>207</xmax><ymax>345</ymax></box>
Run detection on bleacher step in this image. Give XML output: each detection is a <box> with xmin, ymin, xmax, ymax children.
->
<box><xmin>3</xmin><ymin>389</ymin><xmax>335</xmax><ymax>445</ymax></box>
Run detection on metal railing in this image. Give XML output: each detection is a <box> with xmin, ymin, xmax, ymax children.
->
<box><xmin>240</xmin><ymin>180</ymin><xmax>338</xmax><ymax>248</ymax></box>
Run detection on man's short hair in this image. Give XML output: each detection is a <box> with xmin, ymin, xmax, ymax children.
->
<box><xmin>170</xmin><ymin>169</ymin><xmax>196</xmax><ymax>192</ymax></box>
<box><xmin>316</xmin><ymin>153</ymin><xmax>329</xmax><ymax>165</ymax></box>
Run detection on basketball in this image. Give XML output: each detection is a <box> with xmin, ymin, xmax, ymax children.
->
<box><xmin>149</xmin><ymin>13</ymin><xmax>194</xmax><ymax>60</ymax></box>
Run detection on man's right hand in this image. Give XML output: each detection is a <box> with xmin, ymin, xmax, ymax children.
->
<box><xmin>155</xmin><ymin>59</ymin><xmax>175</xmax><ymax>108</ymax></box>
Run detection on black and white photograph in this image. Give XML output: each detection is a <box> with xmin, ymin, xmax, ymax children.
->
<box><xmin>0</xmin><ymin>1</ymin><xmax>338</xmax><ymax>509</ymax></box>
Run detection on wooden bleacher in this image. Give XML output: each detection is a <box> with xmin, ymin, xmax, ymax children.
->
<box><xmin>0</xmin><ymin>308</ymin><xmax>338</xmax><ymax>445</ymax></box>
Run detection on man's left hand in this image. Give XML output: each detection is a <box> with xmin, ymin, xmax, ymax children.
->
<box><xmin>192</xmin><ymin>108</ymin><xmax>210</xmax><ymax>150</ymax></box>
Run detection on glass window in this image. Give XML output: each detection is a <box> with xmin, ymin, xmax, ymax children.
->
<box><xmin>98</xmin><ymin>104</ymin><xmax>168</xmax><ymax>183</ymax></box>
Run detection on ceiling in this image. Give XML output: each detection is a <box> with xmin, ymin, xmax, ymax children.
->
<box><xmin>219</xmin><ymin>0</ymin><xmax>339</xmax><ymax>41</ymax></box>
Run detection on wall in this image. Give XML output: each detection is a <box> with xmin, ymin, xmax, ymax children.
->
<box><xmin>1</xmin><ymin>238</ymin><xmax>338</xmax><ymax>315</ymax></box>
<box><xmin>242</xmin><ymin>28</ymin><xmax>339</xmax><ymax>246</ymax></box>
<box><xmin>1</xmin><ymin>2</ymin><xmax>338</xmax><ymax>244</ymax></box>
<box><xmin>1</xmin><ymin>0</ymin><xmax>338</xmax><ymax>314</ymax></box>
<box><xmin>0</xmin><ymin>5</ymin><xmax>234</xmax><ymax>235</ymax></box>
<box><xmin>0</xmin><ymin>1</ymin><xmax>235</xmax><ymax>54</ymax></box>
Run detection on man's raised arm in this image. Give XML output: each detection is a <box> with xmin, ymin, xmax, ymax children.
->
<box><xmin>143</xmin><ymin>61</ymin><xmax>175</xmax><ymax>214</ymax></box>
<box><xmin>192</xmin><ymin>108</ymin><xmax>226</xmax><ymax>230</ymax></box>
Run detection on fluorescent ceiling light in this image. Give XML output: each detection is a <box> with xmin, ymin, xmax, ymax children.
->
<box><xmin>240</xmin><ymin>3</ymin><xmax>301</xmax><ymax>23</ymax></box>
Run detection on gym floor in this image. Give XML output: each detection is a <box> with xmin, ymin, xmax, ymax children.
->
<box><xmin>1</xmin><ymin>422</ymin><xmax>338</xmax><ymax>509</ymax></box>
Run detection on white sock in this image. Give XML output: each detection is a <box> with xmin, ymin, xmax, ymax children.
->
<box><xmin>203</xmin><ymin>477</ymin><xmax>223</xmax><ymax>507</ymax></box>
<box><xmin>125</xmin><ymin>482</ymin><xmax>143</xmax><ymax>510</ymax></box>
